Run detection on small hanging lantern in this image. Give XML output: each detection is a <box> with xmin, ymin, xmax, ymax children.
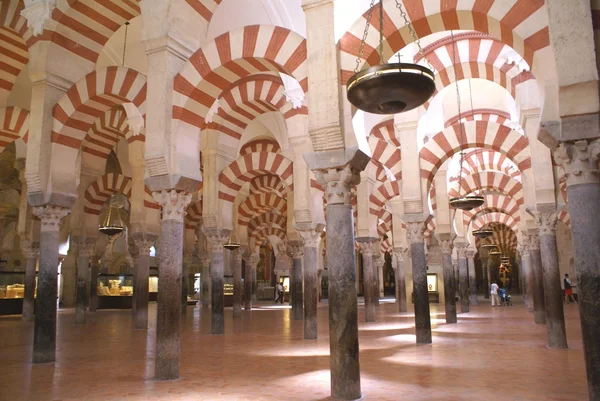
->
<box><xmin>481</xmin><ymin>243</ymin><xmax>498</xmax><ymax>251</ymax></box>
<box><xmin>489</xmin><ymin>249</ymin><xmax>502</xmax><ymax>256</ymax></box>
<box><xmin>98</xmin><ymin>193</ymin><xmax>128</xmax><ymax>236</ymax></box>
<box><xmin>473</xmin><ymin>228</ymin><xmax>494</xmax><ymax>238</ymax></box>
<box><xmin>223</xmin><ymin>233</ymin><xmax>240</xmax><ymax>250</ymax></box>
<box><xmin>346</xmin><ymin>0</ymin><xmax>435</xmax><ymax>114</ymax></box>
<box><xmin>449</xmin><ymin>194</ymin><xmax>485</xmax><ymax>211</ymax></box>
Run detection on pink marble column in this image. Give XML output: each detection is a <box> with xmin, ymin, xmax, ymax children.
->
<box><xmin>407</xmin><ymin>222</ymin><xmax>432</xmax><ymax>344</ymax></box>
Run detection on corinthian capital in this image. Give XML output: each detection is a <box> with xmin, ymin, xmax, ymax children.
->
<box><xmin>20</xmin><ymin>239</ymin><xmax>39</xmax><ymax>260</ymax></box>
<box><xmin>297</xmin><ymin>226</ymin><xmax>323</xmax><ymax>248</ymax></box>
<box><xmin>32</xmin><ymin>205</ymin><xmax>70</xmax><ymax>232</ymax></box>
<box><xmin>456</xmin><ymin>246</ymin><xmax>467</xmax><ymax>259</ymax></box>
<box><xmin>356</xmin><ymin>237</ymin><xmax>376</xmax><ymax>256</ymax></box>
<box><xmin>203</xmin><ymin>229</ymin><xmax>230</xmax><ymax>254</ymax></box>
<box><xmin>152</xmin><ymin>190</ymin><xmax>192</xmax><ymax>222</ymax></box>
<box><xmin>554</xmin><ymin>139</ymin><xmax>600</xmax><ymax>186</ymax></box>
<box><xmin>314</xmin><ymin>165</ymin><xmax>361</xmax><ymax>205</ymax></box>
<box><xmin>439</xmin><ymin>239</ymin><xmax>452</xmax><ymax>254</ymax></box>
<box><xmin>534</xmin><ymin>211</ymin><xmax>558</xmax><ymax>236</ymax></box>
<box><xmin>21</xmin><ymin>0</ymin><xmax>56</xmax><ymax>36</ymax></box>
<box><xmin>528</xmin><ymin>232</ymin><xmax>541</xmax><ymax>251</ymax></box>
<box><xmin>287</xmin><ymin>241</ymin><xmax>304</xmax><ymax>259</ymax></box>
<box><xmin>406</xmin><ymin>222</ymin><xmax>424</xmax><ymax>244</ymax></box>
<box><xmin>131</xmin><ymin>233</ymin><xmax>156</xmax><ymax>256</ymax></box>
<box><xmin>78</xmin><ymin>237</ymin><xmax>96</xmax><ymax>259</ymax></box>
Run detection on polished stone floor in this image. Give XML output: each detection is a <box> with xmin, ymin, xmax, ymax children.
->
<box><xmin>0</xmin><ymin>297</ymin><xmax>588</xmax><ymax>401</ymax></box>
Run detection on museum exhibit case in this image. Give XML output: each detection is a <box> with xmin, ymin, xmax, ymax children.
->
<box><xmin>96</xmin><ymin>273</ymin><xmax>133</xmax><ymax>309</ymax></box>
<box><xmin>0</xmin><ymin>271</ymin><xmax>27</xmax><ymax>315</ymax></box>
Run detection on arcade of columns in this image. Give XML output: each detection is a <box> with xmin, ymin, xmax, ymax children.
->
<box><xmin>0</xmin><ymin>0</ymin><xmax>600</xmax><ymax>399</ymax></box>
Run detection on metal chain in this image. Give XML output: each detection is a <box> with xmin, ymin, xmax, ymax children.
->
<box><xmin>122</xmin><ymin>21</ymin><xmax>129</xmax><ymax>67</ymax></box>
<box><xmin>394</xmin><ymin>0</ymin><xmax>434</xmax><ymax>71</ymax></box>
<box><xmin>451</xmin><ymin>30</ymin><xmax>466</xmax><ymax>198</ymax></box>
<box><xmin>379</xmin><ymin>0</ymin><xmax>384</xmax><ymax>64</ymax></box>
<box><xmin>468</xmin><ymin>77</ymin><xmax>475</xmax><ymax>118</ymax></box>
<box><xmin>355</xmin><ymin>0</ymin><xmax>376</xmax><ymax>73</ymax></box>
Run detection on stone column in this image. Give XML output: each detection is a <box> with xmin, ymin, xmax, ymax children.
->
<box><xmin>299</xmin><ymin>228</ymin><xmax>322</xmax><ymax>339</ymax></box>
<box><xmin>440</xmin><ymin>240</ymin><xmax>457</xmax><ymax>323</ymax></box>
<box><xmin>182</xmin><ymin>251</ymin><xmax>193</xmax><ymax>318</ymax></box>
<box><xmin>204</xmin><ymin>230</ymin><xmax>229</xmax><ymax>335</ymax></box>
<box><xmin>467</xmin><ymin>250</ymin><xmax>478</xmax><ymax>306</ymax></box>
<box><xmin>529</xmin><ymin>232</ymin><xmax>546</xmax><ymax>324</ymax></box>
<box><xmin>554</xmin><ymin>140</ymin><xmax>600</xmax><ymax>397</ymax></box>
<box><xmin>288</xmin><ymin>241</ymin><xmax>304</xmax><ymax>321</ymax></box>
<box><xmin>457</xmin><ymin>246</ymin><xmax>469</xmax><ymax>313</ymax></box>
<box><xmin>357</xmin><ymin>238</ymin><xmax>376</xmax><ymax>322</ymax></box>
<box><xmin>392</xmin><ymin>248</ymin><xmax>407</xmax><ymax>313</ymax></box>
<box><xmin>536</xmin><ymin>211</ymin><xmax>567</xmax><ymax>348</ymax></box>
<box><xmin>520</xmin><ymin>243</ymin><xmax>534</xmax><ymax>312</ymax></box>
<box><xmin>31</xmin><ymin>206</ymin><xmax>70</xmax><ymax>364</ymax></box>
<box><xmin>245</xmin><ymin>254</ymin><xmax>258</xmax><ymax>310</ymax></box>
<box><xmin>75</xmin><ymin>238</ymin><xmax>95</xmax><ymax>324</ymax></box>
<box><xmin>232</xmin><ymin>248</ymin><xmax>243</xmax><ymax>319</ymax></box>
<box><xmin>407</xmin><ymin>222</ymin><xmax>432</xmax><ymax>344</ymax></box>
<box><xmin>453</xmin><ymin>260</ymin><xmax>459</xmax><ymax>300</ymax></box>
<box><xmin>89</xmin><ymin>254</ymin><xmax>99</xmax><ymax>312</ymax></box>
<box><xmin>200</xmin><ymin>253</ymin><xmax>211</xmax><ymax>308</ymax></box>
<box><xmin>151</xmin><ymin>190</ymin><xmax>192</xmax><ymax>380</ymax></box>
<box><xmin>374</xmin><ymin>255</ymin><xmax>384</xmax><ymax>306</ymax></box>
<box><xmin>131</xmin><ymin>233</ymin><xmax>155</xmax><ymax>330</ymax></box>
<box><xmin>20</xmin><ymin>240</ymin><xmax>39</xmax><ymax>322</ymax></box>
<box><xmin>481</xmin><ymin>255</ymin><xmax>490</xmax><ymax>300</ymax></box>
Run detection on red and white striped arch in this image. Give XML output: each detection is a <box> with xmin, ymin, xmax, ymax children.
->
<box><xmin>370</xmin><ymin>180</ymin><xmax>401</xmax><ymax>218</ymax></box>
<box><xmin>471</xmin><ymin>212</ymin><xmax>518</xmax><ymax>232</ymax></box>
<box><xmin>0</xmin><ymin>1</ymin><xmax>29</xmax><ymax>104</ymax></box>
<box><xmin>369</xmin><ymin>118</ymin><xmax>399</xmax><ymax>147</ymax></box>
<box><xmin>83</xmin><ymin>173</ymin><xmax>158</xmax><ymax>216</ymax></box>
<box><xmin>378</xmin><ymin>210</ymin><xmax>393</xmax><ymax>238</ymax></box>
<box><xmin>248</xmin><ymin>211</ymin><xmax>286</xmax><ymax>234</ymax></box>
<box><xmin>185</xmin><ymin>0</ymin><xmax>221</xmax><ymax>22</ymax></box>
<box><xmin>444</xmin><ymin>108</ymin><xmax>511</xmax><ymax>128</ymax></box>
<box><xmin>252</xmin><ymin>225</ymin><xmax>286</xmax><ymax>245</ymax></box>
<box><xmin>420</xmin><ymin>121</ymin><xmax>531</xmax><ymax>188</ymax></box>
<box><xmin>172</xmin><ymin>25</ymin><xmax>307</xmax><ymax>130</ymax></box>
<box><xmin>219</xmin><ymin>151</ymin><xmax>293</xmax><ymax>203</ymax></box>
<box><xmin>448</xmin><ymin>171</ymin><xmax>524</xmax><ymax>202</ymax></box>
<box><xmin>477</xmin><ymin>223</ymin><xmax>518</xmax><ymax>256</ymax></box>
<box><xmin>185</xmin><ymin>198</ymin><xmax>203</xmax><ymax>230</ymax></box>
<box><xmin>0</xmin><ymin>106</ymin><xmax>29</xmax><ymax>152</ymax></box>
<box><xmin>238</xmin><ymin>192</ymin><xmax>287</xmax><ymax>227</ymax></box>
<box><xmin>249</xmin><ymin>174</ymin><xmax>287</xmax><ymax>198</ymax></box>
<box><xmin>240</xmin><ymin>137</ymin><xmax>280</xmax><ymax>155</ymax></box>
<box><xmin>338</xmin><ymin>0</ymin><xmax>549</xmax><ymax>84</ymax></box>
<box><xmin>463</xmin><ymin>194</ymin><xmax>521</xmax><ymax>227</ymax></box>
<box><xmin>449</xmin><ymin>148</ymin><xmax>521</xmax><ymax>183</ymax></box>
<box><xmin>557</xmin><ymin>208</ymin><xmax>570</xmax><ymax>228</ymax></box>
<box><xmin>52</xmin><ymin>67</ymin><xmax>146</xmax><ymax>149</ymax></box>
<box><xmin>380</xmin><ymin>237</ymin><xmax>392</xmax><ymax>255</ymax></box>
<box><xmin>369</xmin><ymin>136</ymin><xmax>402</xmax><ymax>180</ymax></box>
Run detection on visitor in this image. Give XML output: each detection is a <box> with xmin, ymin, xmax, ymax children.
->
<box><xmin>490</xmin><ymin>281</ymin><xmax>500</xmax><ymax>307</ymax></box>
<box><xmin>275</xmin><ymin>281</ymin><xmax>284</xmax><ymax>304</ymax></box>
<box><xmin>564</xmin><ymin>273</ymin><xmax>577</xmax><ymax>304</ymax></box>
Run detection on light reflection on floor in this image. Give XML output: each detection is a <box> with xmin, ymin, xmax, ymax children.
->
<box><xmin>0</xmin><ymin>299</ymin><xmax>588</xmax><ymax>400</ymax></box>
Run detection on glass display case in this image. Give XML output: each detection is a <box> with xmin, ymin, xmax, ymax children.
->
<box><xmin>149</xmin><ymin>274</ymin><xmax>159</xmax><ymax>302</ymax></box>
<box><xmin>0</xmin><ymin>271</ymin><xmax>26</xmax><ymax>315</ymax></box>
<box><xmin>96</xmin><ymin>274</ymin><xmax>133</xmax><ymax>309</ymax></box>
<box><xmin>224</xmin><ymin>275</ymin><xmax>234</xmax><ymax>307</ymax></box>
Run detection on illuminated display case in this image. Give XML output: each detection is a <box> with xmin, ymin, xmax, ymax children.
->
<box><xmin>0</xmin><ymin>271</ymin><xmax>26</xmax><ymax>315</ymax></box>
<box><xmin>427</xmin><ymin>274</ymin><xmax>438</xmax><ymax>292</ymax></box>
<box><xmin>224</xmin><ymin>276</ymin><xmax>234</xmax><ymax>307</ymax></box>
<box><xmin>149</xmin><ymin>274</ymin><xmax>159</xmax><ymax>301</ymax></box>
<box><xmin>97</xmin><ymin>274</ymin><xmax>133</xmax><ymax>309</ymax></box>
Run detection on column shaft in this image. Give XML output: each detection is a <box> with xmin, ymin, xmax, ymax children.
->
<box><xmin>89</xmin><ymin>256</ymin><xmax>99</xmax><ymax>312</ymax></box>
<box><xmin>393</xmin><ymin>249</ymin><xmax>407</xmax><ymax>313</ymax></box>
<box><xmin>362</xmin><ymin>252</ymin><xmax>375</xmax><ymax>322</ymax></box>
<box><xmin>442</xmin><ymin>250</ymin><xmax>457</xmax><ymax>323</ymax></box>
<box><xmin>458</xmin><ymin>256</ymin><xmax>469</xmax><ymax>313</ymax></box>
<box><xmin>133</xmin><ymin>249</ymin><xmax>151</xmax><ymax>329</ymax></box>
<box><xmin>482</xmin><ymin>258</ymin><xmax>490</xmax><ymax>299</ymax></box>
<box><xmin>244</xmin><ymin>261</ymin><xmax>254</xmax><ymax>310</ymax></box>
<box><xmin>201</xmin><ymin>257</ymin><xmax>210</xmax><ymax>308</ymax></box>
<box><xmin>411</xmin><ymin>240</ymin><xmax>432</xmax><ymax>343</ymax></box>
<box><xmin>292</xmin><ymin>255</ymin><xmax>303</xmax><ymax>321</ymax></box>
<box><xmin>540</xmin><ymin>232</ymin><xmax>567</xmax><ymax>348</ymax></box>
<box><xmin>530</xmin><ymin>243</ymin><xmax>547</xmax><ymax>324</ymax></box>
<box><xmin>210</xmin><ymin>248</ymin><xmax>225</xmax><ymax>333</ymax></box>
<box><xmin>75</xmin><ymin>254</ymin><xmax>90</xmax><ymax>324</ymax></box>
<box><xmin>232</xmin><ymin>250</ymin><xmax>242</xmax><ymax>318</ymax></box>
<box><xmin>181</xmin><ymin>259</ymin><xmax>189</xmax><ymax>318</ymax></box>
<box><xmin>467</xmin><ymin>255</ymin><xmax>478</xmax><ymax>305</ymax></box>
<box><xmin>303</xmin><ymin>244</ymin><xmax>318</xmax><ymax>339</ymax></box>
<box><xmin>22</xmin><ymin>249</ymin><xmax>38</xmax><ymax>322</ymax></box>
<box><xmin>373</xmin><ymin>258</ymin><xmax>382</xmax><ymax>306</ymax></box>
<box><xmin>523</xmin><ymin>252</ymin><xmax>534</xmax><ymax>312</ymax></box>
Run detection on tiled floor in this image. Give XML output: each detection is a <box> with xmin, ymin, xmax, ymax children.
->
<box><xmin>0</xmin><ymin>298</ymin><xmax>588</xmax><ymax>401</ymax></box>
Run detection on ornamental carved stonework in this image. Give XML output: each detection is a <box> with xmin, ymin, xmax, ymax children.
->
<box><xmin>535</xmin><ymin>212</ymin><xmax>558</xmax><ymax>236</ymax></box>
<box><xmin>554</xmin><ymin>139</ymin><xmax>600</xmax><ymax>186</ymax></box>
<box><xmin>20</xmin><ymin>240</ymin><xmax>39</xmax><ymax>260</ymax></box>
<box><xmin>152</xmin><ymin>190</ymin><xmax>192</xmax><ymax>222</ymax></box>
<box><xmin>204</xmin><ymin>230</ymin><xmax>230</xmax><ymax>254</ymax></box>
<box><xmin>287</xmin><ymin>241</ymin><xmax>304</xmax><ymax>259</ymax></box>
<box><xmin>21</xmin><ymin>0</ymin><xmax>56</xmax><ymax>36</ymax></box>
<box><xmin>298</xmin><ymin>228</ymin><xmax>322</xmax><ymax>248</ymax></box>
<box><xmin>32</xmin><ymin>205</ymin><xmax>70</xmax><ymax>232</ymax></box>
<box><xmin>528</xmin><ymin>232</ymin><xmax>541</xmax><ymax>251</ymax></box>
<box><xmin>357</xmin><ymin>239</ymin><xmax>376</xmax><ymax>256</ymax></box>
<box><xmin>456</xmin><ymin>246</ymin><xmax>468</xmax><ymax>259</ymax></box>
<box><xmin>406</xmin><ymin>222</ymin><xmax>424</xmax><ymax>244</ymax></box>
<box><xmin>78</xmin><ymin>238</ymin><xmax>96</xmax><ymax>259</ymax></box>
<box><xmin>132</xmin><ymin>234</ymin><xmax>156</xmax><ymax>256</ymax></box>
<box><xmin>439</xmin><ymin>239</ymin><xmax>452</xmax><ymax>254</ymax></box>
<box><xmin>314</xmin><ymin>165</ymin><xmax>360</xmax><ymax>205</ymax></box>
<box><xmin>392</xmin><ymin>247</ymin><xmax>407</xmax><ymax>264</ymax></box>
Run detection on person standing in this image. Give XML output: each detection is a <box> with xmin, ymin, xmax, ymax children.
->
<box><xmin>490</xmin><ymin>281</ymin><xmax>500</xmax><ymax>307</ymax></box>
<box><xmin>275</xmin><ymin>281</ymin><xmax>284</xmax><ymax>304</ymax></box>
<box><xmin>564</xmin><ymin>274</ymin><xmax>577</xmax><ymax>304</ymax></box>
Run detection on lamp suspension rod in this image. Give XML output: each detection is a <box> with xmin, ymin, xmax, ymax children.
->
<box><xmin>122</xmin><ymin>21</ymin><xmax>129</xmax><ymax>67</ymax></box>
<box><xmin>451</xmin><ymin>29</ymin><xmax>466</xmax><ymax>198</ymax></box>
<box><xmin>378</xmin><ymin>0</ymin><xmax>384</xmax><ymax>65</ymax></box>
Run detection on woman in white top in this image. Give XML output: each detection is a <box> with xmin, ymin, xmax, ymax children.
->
<box><xmin>490</xmin><ymin>281</ymin><xmax>500</xmax><ymax>307</ymax></box>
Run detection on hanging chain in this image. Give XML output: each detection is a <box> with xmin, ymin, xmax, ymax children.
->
<box><xmin>355</xmin><ymin>0</ymin><xmax>376</xmax><ymax>73</ymax></box>
<box><xmin>122</xmin><ymin>21</ymin><xmax>129</xmax><ymax>67</ymax></box>
<box><xmin>468</xmin><ymin>77</ymin><xmax>475</xmax><ymax>117</ymax></box>
<box><xmin>379</xmin><ymin>0</ymin><xmax>384</xmax><ymax>65</ymax></box>
<box><xmin>394</xmin><ymin>0</ymin><xmax>434</xmax><ymax>71</ymax></box>
<box><xmin>451</xmin><ymin>30</ymin><xmax>466</xmax><ymax>198</ymax></box>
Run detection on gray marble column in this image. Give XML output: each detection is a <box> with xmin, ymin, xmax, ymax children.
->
<box><xmin>453</xmin><ymin>260</ymin><xmax>459</xmax><ymax>300</ymax></box>
<box><xmin>245</xmin><ymin>253</ymin><xmax>258</xmax><ymax>310</ymax></box>
<box><xmin>314</xmin><ymin>164</ymin><xmax>362</xmax><ymax>400</ymax></box>
<box><xmin>481</xmin><ymin>255</ymin><xmax>489</xmax><ymax>300</ymax></box>
<box><xmin>131</xmin><ymin>233</ymin><xmax>155</xmax><ymax>329</ymax></box>
<box><xmin>75</xmin><ymin>238</ymin><xmax>95</xmax><ymax>324</ymax></box>
<box><xmin>204</xmin><ymin>230</ymin><xmax>229</xmax><ymax>335</ymax></box>
<box><xmin>536</xmin><ymin>211</ymin><xmax>567</xmax><ymax>348</ymax></box>
<box><xmin>89</xmin><ymin>254</ymin><xmax>99</xmax><ymax>312</ymax></box>
<box><xmin>467</xmin><ymin>250</ymin><xmax>478</xmax><ymax>306</ymax></box>
<box><xmin>407</xmin><ymin>222</ymin><xmax>432</xmax><ymax>344</ymax></box>
<box><xmin>182</xmin><ymin>251</ymin><xmax>193</xmax><ymax>318</ymax></box>
<box><xmin>152</xmin><ymin>190</ymin><xmax>191</xmax><ymax>380</ymax></box>
<box><xmin>21</xmin><ymin>241</ymin><xmax>39</xmax><ymax>322</ymax></box>
<box><xmin>529</xmin><ymin>233</ymin><xmax>546</xmax><ymax>325</ymax></box>
<box><xmin>357</xmin><ymin>238</ymin><xmax>376</xmax><ymax>323</ymax></box>
<box><xmin>374</xmin><ymin>255</ymin><xmax>383</xmax><ymax>306</ymax></box>
<box><xmin>440</xmin><ymin>239</ymin><xmax>457</xmax><ymax>323</ymax></box>
<box><xmin>288</xmin><ymin>241</ymin><xmax>304</xmax><ymax>321</ymax></box>
<box><xmin>299</xmin><ymin>227</ymin><xmax>322</xmax><ymax>339</ymax></box>
<box><xmin>31</xmin><ymin>206</ymin><xmax>70</xmax><ymax>364</ymax></box>
<box><xmin>200</xmin><ymin>254</ymin><xmax>211</xmax><ymax>308</ymax></box>
<box><xmin>457</xmin><ymin>246</ymin><xmax>469</xmax><ymax>313</ymax></box>
<box><xmin>520</xmin><ymin>243</ymin><xmax>534</xmax><ymax>312</ymax></box>
<box><xmin>392</xmin><ymin>248</ymin><xmax>407</xmax><ymax>313</ymax></box>
<box><xmin>232</xmin><ymin>248</ymin><xmax>243</xmax><ymax>318</ymax></box>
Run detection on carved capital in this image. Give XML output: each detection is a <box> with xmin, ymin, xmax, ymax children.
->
<box><xmin>297</xmin><ymin>228</ymin><xmax>323</xmax><ymax>248</ymax></box>
<box><xmin>203</xmin><ymin>229</ymin><xmax>230</xmax><ymax>254</ymax></box>
<box><xmin>456</xmin><ymin>246</ymin><xmax>468</xmax><ymax>259</ymax></box>
<box><xmin>357</xmin><ymin>237</ymin><xmax>377</xmax><ymax>256</ymax></box>
<box><xmin>466</xmin><ymin>249</ymin><xmax>476</xmax><ymax>262</ymax></box>
<box><xmin>439</xmin><ymin>239</ymin><xmax>452</xmax><ymax>254</ymax></box>
<box><xmin>183</xmin><ymin>251</ymin><xmax>195</xmax><ymax>265</ymax></box>
<box><xmin>392</xmin><ymin>247</ymin><xmax>407</xmax><ymax>264</ymax></box>
<box><xmin>20</xmin><ymin>240</ymin><xmax>39</xmax><ymax>260</ymax></box>
<box><xmin>152</xmin><ymin>190</ymin><xmax>192</xmax><ymax>222</ymax></box>
<box><xmin>287</xmin><ymin>241</ymin><xmax>304</xmax><ymax>259</ymax></box>
<box><xmin>406</xmin><ymin>221</ymin><xmax>425</xmax><ymax>244</ymax></box>
<box><xmin>78</xmin><ymin>237</ymin><xmax>96</xmax><ymax>259</ymax></box>
<box><xmin>199</xmin><ymin>253</ymin><xmax>211</xmax><ymax>266</ymax></box>
<box><xmin>131</xmin><ymin>233</ymin><xmax>156</xmax><ymax>256</ymax></box>
<box><xmin>528</xmin><ymin>232</ymin><xmax>540</xmax><ymax>251</ymax></box>
<box><xmin>21</xmin><ymin>0</ymin><xmax>56</xmax><ymax>36</ymax></box>
<box><xmin>231</xmin><ymin>248</ymin><xmax>244</xmax><ymax>262</ymax></box>
<box><xmin>373</xmin><ymin>255</ymin><xmax>384</xmax><ymax>269</ymax></box>
<box><xmin>32</xmin><ymin>205</ymin><xmax>70</xmax><ymax>232</ymax></box>
<box><xmin>314</xmin><ymin>165</ymin><xmax>360</xmax><ymax>205</ymax></box>
<box><xmin>554</xmin><ymin>139</ymin><xmax>600</xmax><ymax>186</ymax></box>
<box><xmin>535</xmin><ymin>211</ymin><xmax>558</xmax><ymax>236</ymax></box>
<box><xmin>247</xmin><ymin>253</ymin><xmax>260</xmax><ymax>269</ymax></box>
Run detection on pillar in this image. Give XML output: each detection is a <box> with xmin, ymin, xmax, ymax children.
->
<box><xmin>200</xmin><ymin>254</ymin><xmax>211</xmax><ymax>308</ymax></box>
<box><xmin>536</xmin><ymin>211</ymin><xmax>568</xmax><ymax>348</ymax></box>
<box><xmin>554</xmin><ymin>140</ymin><xmax>600</xmax><ymax>397</ymax></box>
<box><xmin>131</xmin><ymin>233</ymin><xmax>155</xmax><ymax>329</ymax></box>
<box><xmin>457</xmin><ymin>246</ymin><xmax>469</xmax><ymax>313</ymax></box>
<box><xmin>152</xmin><ymin>190</ymin><xmax>192</xmax><ymax>380</ymax></box>
<box><xmin>75</xmin><ymin>238</ymin><xmax>95</xmax><ymax>324</ymax></box>
<box><xmin>21</xmin><ymin>240</ymin><xmax>39</xmax><ymax>322</ymax></box>
<box><xmin>204</xmin><ymin>230</ymin><xmax>229</xmax><ymax>335</ymax></box>
<box><xmin>453</xmin><ymin>260</ymin><xmax>459</xmax><ymax>300</ymax></box>
<box><xmin>392</xmin><ymin>248</ymin><xmax>407</xmax><ymax>313</ymax></box>
<box><xmin>299</xmin><ymin>228</ymin><xmax>322</xmax><ymax>339</ymax></box>
<box><xmin>481</xmin><ymin>255</ymin><xmax>490</xmax><ymax>300</ymax></box>
<box><xmin>182</xmin><ymin>251</ymin><xmax>193</xmax><ymax>318</ymax></box>
<box><xmin>520</xmin><ymin>243</ymin><xmax>534</xmax><ymax>312</ymax></box>
<box><xmin>31</xmin><ymin>206</ymin><xmax>70</xmax><ymax>364</ymax></box>
<box><xmin>529</xmin><ymin>232</ymin><xmax>547</xmax><ymax>324</ymax></box>
<box><xmin>467</xmin><ymin>250</ymin><xmax>478</xmax><ymax>306</ymax></box>
<box><xmin>357</xmin><ymin>238</ymin><xmax>376</xmax><ymax>322</ymax></box>
<box><xmin>289</xmin><ymin>241</ymin><xmax>304</xmax><ymax>321</ymax></box>
<box><xmin>245</xmin><ymin>254</ymin><xmax>258</xmax><ymax>310</ymax></box>
<box><xmin>407</xmin><ymin>222</ymin><xmax>432</xmax><ymax>344</ymax></box>
<box><xmin>374</xmin><ymin>254</ymin><xmax>384</xmax><ymax>305</ymax></box>
<box><xmin>89</xmin><ymin>254</ymin><xmax>99</xmax><ymax>312</ymax></box>
<box><xmin>440</xmin><ymin>240</ymin><xmax>457</xmax><ymax>323</ymax></box>
<box><xmin>232</xmin><ymin>248</ymin><xmax>243</xmax><ymax>319</ymax></box>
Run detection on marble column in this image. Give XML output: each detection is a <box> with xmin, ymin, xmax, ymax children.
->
<box><xmin>481</xmin><ymin>256</ymin><xmax>490</xmax><ymax>300</ymax></box>
<box><xmin>288</xmin><ymin>241</ymin><xmax>304</xmax><ymax>321</ymax></box>
<box><xmin>232</xmin><ymin>248</ymin><xmax>243</xmax><ymax>319</ymax></box>
<box><xmin>245</xmin><ymin>254</ymin><xmax>258</xmax><ymax>310</ymax></box>
<box><xmin>520</xmin><ymin>244</ymin><xmax>534</xmax><ymax>312</ymax></box>
<box><xmin>89</xmin><ymin>254</ymin><xmax>99</xmax><ymax>312</ymax></box>
<box><xmin>31</xmin><ymin>206</ymin><xmax>70</xmax><ymax>364</ymax></box>
<box><xmin>204</xmin><ymin>230</ymin><xmax>229</xmax><ymax>335</ymax></box>
<box><xmin>407</xmin><ymin>222</ymin><xmax>432</xmax><ymax>344</ymax></box>
<box><xmin>152</xmin><ymin>190</ymin><xmax>192</xmax><ymax>380</ymax></box>
<box><xmin>554</xmin><ymin>140</ymin><xmax>600</xmax><ymax>398</ymax></box>
<box><xmin>453</xmin><ymin>260</ymin><xmax>459</xmax><ymax>300</ymax></box>
<box><xmin>299</xmin><ymin>228</ymin><xmax>322</xmax><ymax>339</ymax></box>
<box><xmin>357</xmin><ymin>238</ymin><xmax>376</xmax><ymax>322</ymax></box>
<box><xmin>131</xmin><ymin>233</ymin><xmax>155</xmax><ymax>329</ymax></box>
<box><xmin>529</xmin><ymin>233</ymin><xmax>547</xmax><ymax>325</ymax></box>
<box><xmin>440</xmin><ymin>240</ymin><xmax>457</xmax><ymax>323</ymax></box>
<box><xmin>20</xmin><ymin>240</ymin><xmax>39</xmax><ymax>322</ymax></box>
<box><xmin>457</xmin><ymin>247</ymin><xmax>469</xmax><ymax>313</ymax></box>
<box><xmin>536</xmin><ymin>211</ymin><xmax>567</xmax><ymax>349</ymax></box>
<box><xmin>75</xmin><ymin>238</ymin><xmax>95</xmax><ymax>324</ymax></box>
<box><xmin>392</xmin><ymin>248</ymin><xmax>407</xmax><ymax>313</ymax></box>
<box><xmin>182</xmin><ymin>251</ymin><xmax>193</xmax><ymax>318</ymax></box>
<box><xmin>200</xmin><ymin>254</ymin><xmax>211</xmax><ymax>308</ymax></box>
<box><xmin>467</xmin><ymin>250</ymin><xmax>478</xmax><ymax>306</ymax></box>
<box><xmin>374</xmin><ymin>255</ymin><xmax>384</xmax><ymax>306</ymax></box>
